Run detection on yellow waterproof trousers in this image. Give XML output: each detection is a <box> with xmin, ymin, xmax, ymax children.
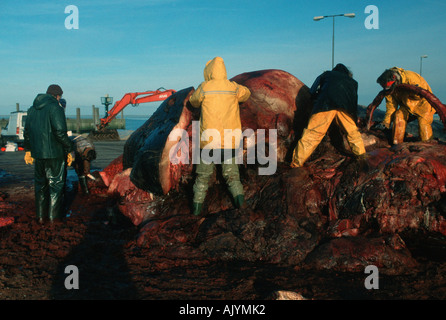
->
<box><xmin>391</xmin><ymin>102</ymin><xmax>434</xmax><ymax>144</ymax></box>
<box><xmin>291</xmin><ymin>110</ymin><xmax>366</xmax><ymax>167</ymax></box>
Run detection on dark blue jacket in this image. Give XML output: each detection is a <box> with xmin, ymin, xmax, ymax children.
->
<box><xmin>310</xmin><ymin>64</ymin><xmax>359</xmax><ymax>120</ymax></box>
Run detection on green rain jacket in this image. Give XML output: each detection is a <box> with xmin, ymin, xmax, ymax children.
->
<box><xmin>24</xmin><ymin>93</ymin><xmax>73</xmax><ymax>159</ymax></box>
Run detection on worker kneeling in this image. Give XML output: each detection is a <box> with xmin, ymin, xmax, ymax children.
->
<box><xmin>376</xmin><ymin>67</ymin><xmax>435</xmax><ymax>144</ymax></box>
<box><xmin>189</xmin><ymin>57</ymin><xmax>251</xmax><ymax>216</ymax></box>
<box><xmin>291</xmin><ymin>64</ymin><xmax>366</xmax><ymax>168</ymax></box>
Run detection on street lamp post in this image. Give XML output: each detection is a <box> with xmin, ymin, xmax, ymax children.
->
<box><xmin>420</xmin><ymin>55</ymin><xmax>428</xmax><ymax>76</ymax></box>
<box><xmin>313</xmin><ymin>13</ymin><xmax>356</xmax><ymax>69</ymax></box>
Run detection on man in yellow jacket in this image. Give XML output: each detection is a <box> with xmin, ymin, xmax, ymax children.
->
<box><xmin>376</xmin><ymin>67</ymin><xmax>435</xmax><ymax>144</ymax></box>
<box><xmin>189</xmin><ymin>57</ymin><xmax>251</xmax><ymax>216</ymax></box>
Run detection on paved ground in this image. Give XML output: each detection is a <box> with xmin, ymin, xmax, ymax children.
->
<box><xmin>0</xmin><ymin>140</ymin><xmax>127</xmax><ymax>187</ymax></box>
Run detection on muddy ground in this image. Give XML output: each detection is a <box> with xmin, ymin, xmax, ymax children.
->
<box><xmin>1</xmin><ymin>179</ymin><xmax>446</xmax><ymax>302</ymax></box>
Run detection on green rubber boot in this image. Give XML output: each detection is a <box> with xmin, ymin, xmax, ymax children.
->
<box><xmin>192</xmin><ymin>203</ymin><xmax>203</xmax><ymax>216</ymax></box>
<box><xmin>234</xmin><ymin>194</ymin><xmax>245</xmax><ymax>209</ymax></box>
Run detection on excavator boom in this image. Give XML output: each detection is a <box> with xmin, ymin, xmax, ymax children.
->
<box><xmin>98</xmin><ymin>88</ymin><xmax>176</xmax><ymax>130</ymax></box>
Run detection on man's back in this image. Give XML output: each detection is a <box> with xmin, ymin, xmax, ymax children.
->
<box><xmin>311</xmin><ymin>66</ymin><xmax>358</xmax><ymax>119</ymax></box>
<box><xmin>25</xmin><ymin>93</ymin><xmax>72</xmax><ymax>159</ymax></box>
<box><xmin>189</xmin><ymin>57</ymin><xmax>251</xmax><ymax>149</ymax></box>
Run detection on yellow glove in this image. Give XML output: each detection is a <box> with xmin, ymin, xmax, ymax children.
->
<box><xmin>24</xmin><ymin>151</ymin><xmax>34</xmax><ymax>165</ymax></box>
<box><xmin>67</xmin><ymin>153</ymin><xmax>73</xmax><ymax>167</ymax></box>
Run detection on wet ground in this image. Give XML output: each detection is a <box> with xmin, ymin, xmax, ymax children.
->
<box><xmin>1</xmin><ymin>141</ymin><xmax>446</xmax><ymax>302</ymax></box>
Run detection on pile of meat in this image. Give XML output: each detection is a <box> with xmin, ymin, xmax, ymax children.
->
<box><xmin>89</xmin><ymin>69</ymin><xmax>446</xmax><ymax>276</ymax></box>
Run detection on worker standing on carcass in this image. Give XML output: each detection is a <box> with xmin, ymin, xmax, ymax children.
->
<box><xmin>376</xmin><ymin>67</ymin><xmax>435</xmax><ymax>144</ymax></box>
<box><xmin>290</xmin><ymin>64</ymin><xmax>366</xmax><ymax>168</ymax></box>
<box><xmin>70</xmin><ymin>135</ymin><xmax>97</xmax><ymax>195</ymax></box>
<box><xmin>189</xmin><ymin>57</ymin><xmax>251</xmax><ymax>216</ymax></box>
<box><xmin>24</xmin><ymin>84</ymin><xmax>74</xmax><ymax>224</ymax></box>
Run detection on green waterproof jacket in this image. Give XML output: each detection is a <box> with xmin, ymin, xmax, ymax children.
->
<box><xmin>24</xmin><ymin>93</ymin><xmax>73</xmax><ymax>159</ymax></box>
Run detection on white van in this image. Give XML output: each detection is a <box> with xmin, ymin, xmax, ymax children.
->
<box><xmin>1</xmin><ymin>111</ymin><xmax>27</xmax><ymax>145</ymax></box>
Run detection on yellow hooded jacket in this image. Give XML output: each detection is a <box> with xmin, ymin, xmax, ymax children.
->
<box><xmin>189</xmin><ymin>57</ymin><xmax>251</xmax><ymax>149</ymax></box>
<box><xmin>383</xmin><ymin>67</ymin><xmax>435</xmax><ymax>128</ymax></box>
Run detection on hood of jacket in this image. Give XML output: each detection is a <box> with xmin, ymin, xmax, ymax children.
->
<box><xmin>189</xmin><ymin>56</ymin><xmax>251</xmax><ymax>149</ymax></box>
<box><xmin>203</xmin><ymin>57</ymin><xmax>227</xmax><ymax>81</ymax></box>
<box><xmin>332</xmin><ymin>63</ymin><xmax>352</xmax><ymax>77</ymax></box>
<box><xmin>33</xmin><ymin>93</ymin><xmax>57</xmax><ymax>110</ymax></box>
<box><xmin>390</xmin><ymin>67</ymin><xmax>432</xmax><ymax>92</ymax></box>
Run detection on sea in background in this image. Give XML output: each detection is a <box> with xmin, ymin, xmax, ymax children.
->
<box><xmin>113</xmin><ymin>116</ymin><xmax>148</xmax><ymax>140</ymax></box>
<box><xmin>0</xmin><ymin>114</ymin><xmax>149</xmax><ymax>133</ymax></box>
<box><xmin>121</xmin><ymin>116</ymin><xmax>148</xmax><ymax>131</ymax></box>
<box><xmin>62</xmin><ymin>114</ymin><xmax>150</xmax><ymax>132</ymax></box>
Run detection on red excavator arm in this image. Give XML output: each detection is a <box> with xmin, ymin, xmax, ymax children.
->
<box><xmin>97</xmin><ymin>88</ymin><xmax>176</xmax><ymax>130</ymax></box>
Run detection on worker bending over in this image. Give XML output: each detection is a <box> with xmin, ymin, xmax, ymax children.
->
<box><xmin>291</xmin><ymin>63</ymin><xmax>366</xmax><ymax>168</ymax></box>
<box><xmin>376</xmin><ymin>67</ymin><xmax>435</xmax><ymax>144</ymax></box>
<box><xmin>70</xmin><ymin>135</ymin><xmax>97</xmax><ymax>195</ymax></box>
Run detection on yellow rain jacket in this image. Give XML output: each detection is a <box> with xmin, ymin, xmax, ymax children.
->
<box><xmin>382</xmin><ymin>67</ymin><xmax>435</xmax><ymax>133</ymax></box>
<box><xmin>189</xmin><ymin>57</ymin><xmax>251</xmax><ymax>149</ymax></box>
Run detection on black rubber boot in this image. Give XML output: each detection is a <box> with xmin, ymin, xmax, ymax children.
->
<box><xmin>79</xmin><ymin>176</ymin><xmax>90</xmax><ymax>194</ymax></box>
<box><xmin>48</xmin><ymin>159</ymin><xmax>66</xmax><ymax>223</ymax></box>
<box><xmin>34</xmin><ymin>160</ymin><xmax>49</xmax><ymax>224</ymax></box>
<box><xmin>356</xmin><ymin>154</ymin><xmax>369</xmax><ymax>173</ymax></box>
<box><xmin>35</xmin><ymin>192</ymin><xmax>48</xmax><ymax>224</ymax></box>
<box><xmin>48</xmin><ymin>190</ymin><xmax>64</xmax><ymax>224</ymax></box>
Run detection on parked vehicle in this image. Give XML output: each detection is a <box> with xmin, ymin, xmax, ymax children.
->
<box><xmin>0</xmin><ymin>111</ymin><xmax>27</xmax><ymax>147</ymax></box>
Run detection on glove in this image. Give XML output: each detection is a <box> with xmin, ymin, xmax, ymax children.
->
<box><xmin>24</xmin><ymin>151</ymin><xmax>34</xmax><ymax>165</ymax></box>
<box><xmin>67</xmin><ymin>153</ymin><xmax>74</xmax><ymax>166</ymax></box>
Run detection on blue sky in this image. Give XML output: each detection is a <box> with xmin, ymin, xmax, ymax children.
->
<box><xmin>0</xmin><ymin>0</ymin><xmax>445</xmax><ymax>117</ymax></box>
